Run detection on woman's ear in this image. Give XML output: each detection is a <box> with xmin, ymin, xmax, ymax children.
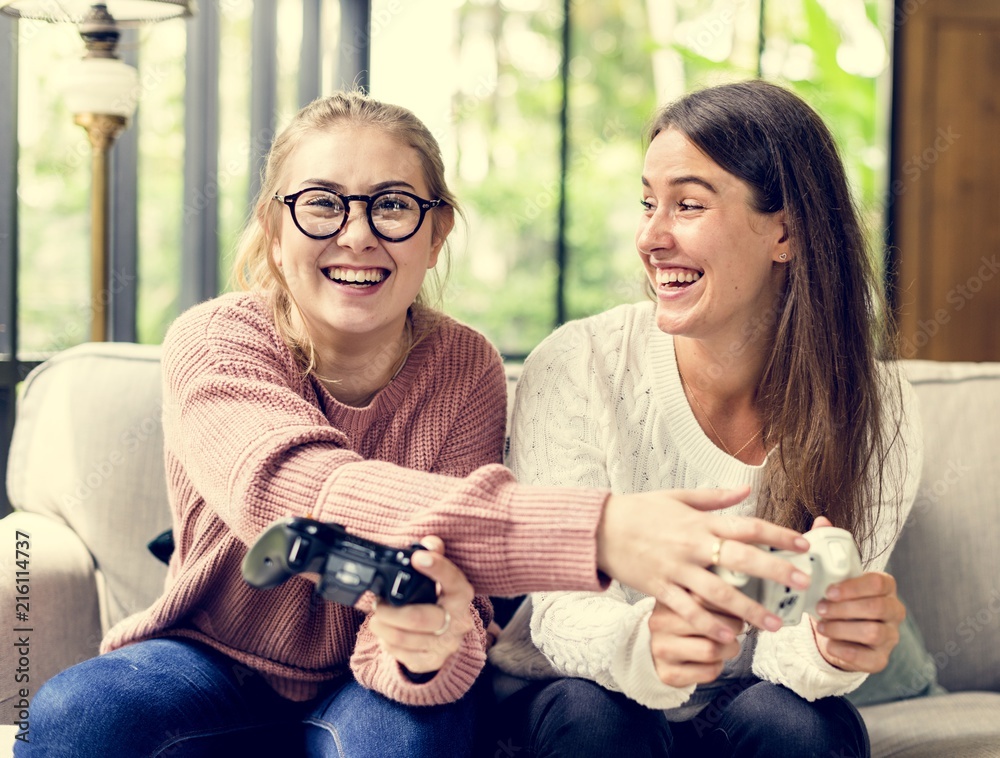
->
<box><xmin>260</xmin><ymin>205</ymin><xmax>283</xmax><ymax>267</ymax></box>
<box><xmin>427</xmin><ymin>205</ymin><xmax>455</xmax><ymax>269</ymax></box>
<box><xmin>772</xmin><ymin>214</ymin><xmax>791</xmax><ymax>263</ymax></box>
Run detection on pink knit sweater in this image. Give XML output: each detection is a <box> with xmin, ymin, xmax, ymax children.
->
<box><xmin>101</xmin><ymin>292</ymin><xmax>607</xmax><ymax>706</ymax></box>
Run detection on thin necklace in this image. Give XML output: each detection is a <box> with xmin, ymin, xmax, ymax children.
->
<box><xmin>316</xmin><ymin>314</ymin><xmax>414</xmax><ymax>405</ymax></box>
<box><xmin>679</xmin><ymin>371</ymin><xmax>761</xmax><ymax>459</ymax></box>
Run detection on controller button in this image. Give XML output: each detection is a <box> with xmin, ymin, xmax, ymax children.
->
<box><xmin>328</xmin><ymin>558</ymin><xmax>376</xmax><ymax>588</ymax></box>
<box><xmin>289</xmin><ymin>536</ymin><xmax>311</xmax><ymax>566</ymax></box>
<box><xmin>391</xmin><ymin>571</ymin><xmax>411</xmax><ymax>599</ymax></box>
<box><xmin>335</xmin><ymin>571</ymin><xmax>362</xmax><ymax>587</ymax></box>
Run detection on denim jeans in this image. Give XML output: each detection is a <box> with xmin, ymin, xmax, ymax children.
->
<box><xmin>15</xmin><ymin>638</ymin><xmax>476</xmax><ymax>757</ymax></box>
<box><xmin>494</xmin><ymin>677</ymin><xmax>870</xmax><ymax>758</ymax></box>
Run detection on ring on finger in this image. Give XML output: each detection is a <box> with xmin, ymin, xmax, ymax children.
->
<box><xmin>710</xmin><ymin>537</ymin><xmax>725</xmax><ymax>567</ymax></box>
<box><xmin>433</xmin><ymin>609</ymin><xmax>451</xmax><ymax>636</ymax></box>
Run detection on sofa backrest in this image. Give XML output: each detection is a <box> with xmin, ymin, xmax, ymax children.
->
<box><xmin>897</xmin><ymin>359</ymin><xmax>1000</xmax><ymax>694</ymax></box>
<box><xmin>6</xmin><ymin>342</ymin><xmax>171</xmax><ymax>632</ymax></box>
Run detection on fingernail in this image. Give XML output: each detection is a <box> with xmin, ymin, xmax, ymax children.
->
<box><xmin>791</xmin><ymin>570</ymin><xmax>810</xmax><ymax>588</ymax></box>
<box><xmin>716</xmin><ymin>627</ymin><xmax>735</xmax><ymax>643</ymax></box>
<box><xmin>794</xmin><ymin>537</ymin><xmax>810</xmax><ymax>551</ymax></box>
<box><xmin>816</xmin><ymin>601</ymin><xmax>828</xmax><ymax>616</ymax></box>
<box><xmin>764</xmin><ymin>614</ymin><xmax>783</xmax><ymax>632</ymax></box>
<box><xmin>413</xmin><ymin>551</ymin><xmax>433</xmax><ymax>568</ymax></box>
<box><xmin>826</xmin><ymin>586</ymin><xmax>841</xmax><ymax>601</ymax></box>
<box><xmin>816</xmin><ymin>621</ymin><xmax>827</xmax><ymax>635</ymax></box>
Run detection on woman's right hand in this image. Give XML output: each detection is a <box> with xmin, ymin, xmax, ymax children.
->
<box><xmin>367</xmin><ymin>536</ymin><xmax>476</xmax><ymax>676</ymax></box>
<box><xmin>649</xmin><ymin>598</ymin><xmax>743</xmax><ymax>687</ymax></box>
<box><xmin>597</xmin><ymin>486</ymin><xmax>811</xmax><ymax>642</ymax></box>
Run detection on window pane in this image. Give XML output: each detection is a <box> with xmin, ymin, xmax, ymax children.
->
<box><xmin>371</xmin><ymin>0</ymin><xmax>563</xmax><ymax>358</ymax></box>
<box><xmin>14</xmin><ymin>0</ymin><xmax>893</xmax><ymax>357</ymax></box>
<box><xmin>136</xmin><ymin>19</ymin><xmax>186</xmax><ymax>345</ymax></box>
<box><xmin>17</xmin><ymin>23</ymin><xmax>92</xmax><ymax>355</ymax></box>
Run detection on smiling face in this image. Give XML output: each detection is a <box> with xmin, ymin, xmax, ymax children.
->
<box><xmin>271</xmin><ymin>125</ymin><xmax>449</xmax><ymax>352</ymax></box>
<box><xmin>636</xmin><ymin>128</ymin><xmax>789</xmax><ymax>346</ymax></box>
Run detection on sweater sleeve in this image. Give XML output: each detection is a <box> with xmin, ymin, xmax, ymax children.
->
<box><xmin>510</xmin><ymin>326</ymin><xmax>693</xmax><ymax>708</ymax></box>
<box><xmin>508</xmin><ymin>322</ymin><xmax>613</xmax><ymax>493</ymax></box>
<box><xmin>163</xmin><ymin>297</ymin><xmax>607</xmax><ymax>598</ymax></box>
<box><xmin>350</xmin><ymin>595</ymin><xmax>492</xmax><ymax>706</ymax></box>
<box><xmin>350</xmin><ymin>355</ymin><xmax>504</xmax><ymax>704</ymax></box>
<box><xmin>753</xmin><ymin>371</ymin><xmax>924</xmax><ymax>699</ymax></box>
<box><xmin>530</xmin><ymin>586</ymin><xmax>696</xmax><ymax>710</ymax></box>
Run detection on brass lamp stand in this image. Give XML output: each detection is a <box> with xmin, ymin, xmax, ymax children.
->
<box><xmin>70</xmin><ymin>3</ymin><xmax>137</xmax><ymax>342</ymax></box>
<box><xmin>75</xmin><ymin>112</ymin><xmax>127</xmax><ymax>341</ymax></box>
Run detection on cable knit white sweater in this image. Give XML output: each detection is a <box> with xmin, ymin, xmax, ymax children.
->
<box><xmin>489</xmin><ymin>301</ymin><xmax>922</xmax><ymax>718</ymax></box>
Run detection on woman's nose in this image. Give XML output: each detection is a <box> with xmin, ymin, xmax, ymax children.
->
<box><xmin>336</xmin><ymin>201</ymin><xmax>378</xmax><ymax>252</ymax></box>
<box><xmin>637</xmin><ymin>212</ymin><xmax>674</xmax><ymax>256</ymax></box>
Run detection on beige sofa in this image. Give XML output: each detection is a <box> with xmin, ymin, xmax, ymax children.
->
<box><xmin>1</xmin><ymin>342</ymin><xmax>999</xmax><ymax>756</ymax></box>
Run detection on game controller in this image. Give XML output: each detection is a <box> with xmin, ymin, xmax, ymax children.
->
<box><xmin>712</xmin><ymin>526</ymin><xmax>863</xmax><ymax>625</ymax></box>
<box><xmin>242</xmin><ymin>516</ymin><xmax>438</xmax><ymax>607</ymax></box>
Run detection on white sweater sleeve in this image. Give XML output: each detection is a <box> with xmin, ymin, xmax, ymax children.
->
<box><xmin>753</xmin><ymin>372</ymin><xmax>924</xmax><ymax>700</ymax></box>
<box><xmin>509</xmin><ymin>324</ymin><xmax>695</xmax><ymax>710</ymax></box>
<box><xmin>507</xmin><ymin>321</ymin><xmax>614</xmax><ymax>494</ymax></box>
<box><xmin>530</xmin><ymin>585</ymin><xmax>695</xmax><ymax>709</ymax></box>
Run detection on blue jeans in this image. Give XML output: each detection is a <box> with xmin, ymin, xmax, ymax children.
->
<box><xmin>15</xmin><ymin>638</ymin><xmax>476</xmax><ymax>757</ymax></box>
<box><xmin>495</xmin><ymin>677</ymin><xmax>870</xmax><ymax>757</ymax></box>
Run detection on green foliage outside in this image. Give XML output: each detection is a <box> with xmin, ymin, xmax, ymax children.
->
<box><xmin>14</xmin><ymin>0</ymin><xmax>891</xmax><ymax>359</ymax></box>
<box><xmin>444</xmin><ymin>0</ymin><xmax>891</xmax><ymax>357</ymax></box>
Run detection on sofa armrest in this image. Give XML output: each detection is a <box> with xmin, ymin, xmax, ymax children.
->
<box><xmin>0</xmin><ymin>511</ymin><xmax>102</xmax><ymax>711</ymax></box>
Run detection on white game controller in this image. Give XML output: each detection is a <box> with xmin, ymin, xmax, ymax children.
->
<box><xmin>712</xmin><ymin>527</ymin><xmax>863</xmax><ymax>625</ymax></box>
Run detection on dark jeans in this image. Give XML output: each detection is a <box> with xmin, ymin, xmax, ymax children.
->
<box><xmin>489</xmin><ymin>677</ymin><xmax>870</xmax><ymax>758</ymax></box>
<box><xmin>16</xmin><ymin>638</ymin><xmax>477</xmax><ymax>758</ymax></box>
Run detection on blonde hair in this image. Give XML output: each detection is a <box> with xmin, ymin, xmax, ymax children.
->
<box><xmin>231</xmin><ymin>90</ymin><xmax>461</xmax><ymax>372</ymax></box>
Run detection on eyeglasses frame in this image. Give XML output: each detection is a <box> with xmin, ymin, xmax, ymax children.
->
<box><xmin>274</xmin><ymin>187</ymin><xmax>443</xmax><ymax>243</ymax></box>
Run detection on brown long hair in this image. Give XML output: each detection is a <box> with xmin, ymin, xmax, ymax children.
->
<box><xmin>649</xmin><ymin>80</ymin><xmax>904</xmax><ymax>560</ymax></box>
<box><xmin>231</xmin><ymin>90</ymin><xmax>461</xmax><ymax>373</ymax></box>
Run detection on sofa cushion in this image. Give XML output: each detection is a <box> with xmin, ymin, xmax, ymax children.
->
<box><xmin>6</xmin><ymin>343</ymin><xmax>172</xmax><ymax>632</ymax></box>
<box><xmin>861</xmin><ymin>691</ymin><xmax>1000</xmax><ymax>757</ymax></box>
<box><xmin>897</xmin><ymin>360</ymin><xmax>1000</xmax><ymax>694</ymax></box>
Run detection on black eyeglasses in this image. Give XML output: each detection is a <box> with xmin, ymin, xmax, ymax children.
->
<box><xmin>274</xmin><ymin>188</ymin><xmax>442</xmax><ymax>243</ymax></box>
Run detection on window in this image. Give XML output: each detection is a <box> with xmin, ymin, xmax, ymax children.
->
<box><xmin>0</xmin><ymin>0</ymin><xmax>895</xmax><ymax>510</ymax></box>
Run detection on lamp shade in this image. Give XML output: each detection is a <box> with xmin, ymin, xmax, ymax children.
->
<box><xmin>63</xmin><ymin>56</ymin><xmax>140</xmax><ymax>118</ymax></box>
<box><xmin>0</xmin><ymin>1</ymin><xmax>193</xmax><ymax>25</ymax></box>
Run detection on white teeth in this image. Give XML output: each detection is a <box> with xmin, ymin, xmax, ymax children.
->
<box><xmin>656</xmin><ymin>270</ymin><xmax>703</xmax><ymax>284</ymax></box>
<box><xmin>327</xmin><ymin>267</ymin><xmax>385</xmax><ymax>284</ymax></box>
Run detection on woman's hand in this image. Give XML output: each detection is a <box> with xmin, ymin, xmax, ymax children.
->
<box><xmin>648</xmin><ymin>597</ymin><xmax>743</xmax><ymax>688</ymax></box>
<box><xmin>808</xmin><ymin>517</ymin><xmax>905</xmax><ymax>672</ymax></box>
<box><xmin>597</xmin><ymin>487</ymin><xmax>812</xmax><ymax>642</ymax></box>
<box><xmin>367</xmin><ymin>535</ymin><xmax>476</xmax><ymax>676</ymax></box>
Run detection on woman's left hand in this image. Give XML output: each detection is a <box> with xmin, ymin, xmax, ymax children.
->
<box><xmin>809</xmin><ymin>517</ymin><xmax>905</xmax><ymax>672</ymax></box>
<box><xmin>367</xmin><ymin>535</ymin><xmax>476</xmax><ymax>676</ymax></box>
